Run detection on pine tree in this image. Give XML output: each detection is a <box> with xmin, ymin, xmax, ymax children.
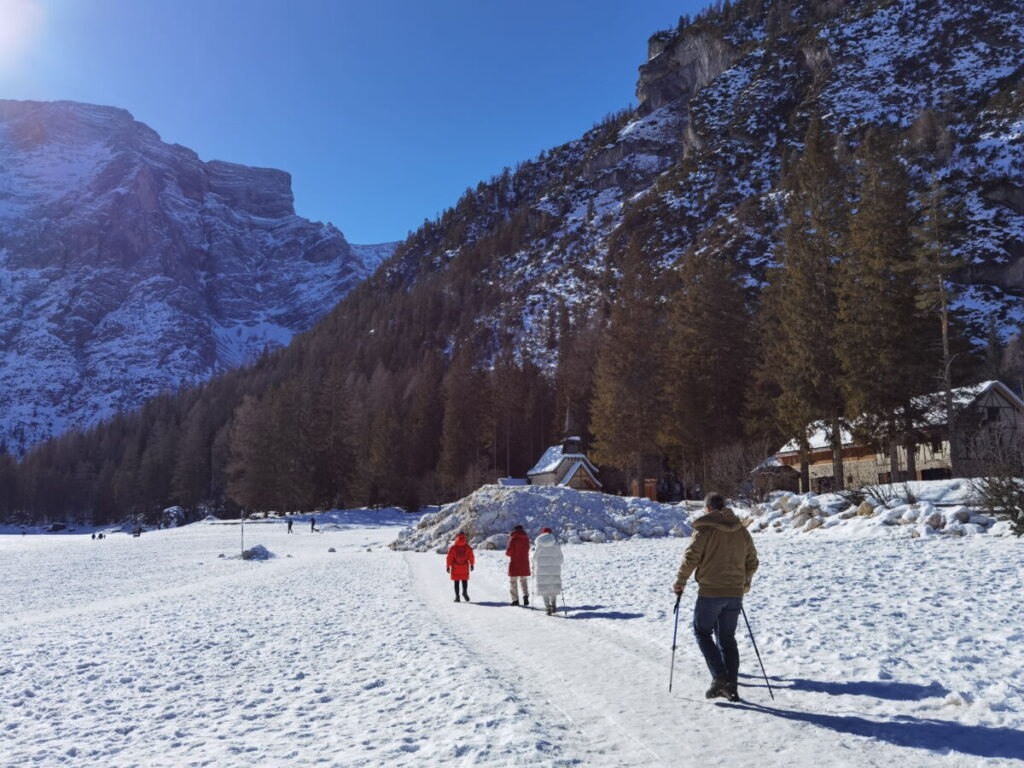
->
<box><xmin>589</xmin><ymin>238</ymin><xmax>665</xmax><ymax>487</ymax></box>
<box><xmin>172</xmin><ymin>401</ymin><xmax>211</xmax><ymax>514</ymax></box>
<box><xmin>438</xmin><ymin>351</ymin><xmax>490</xmax><ymax>498</ymax></box>
<box><xmin>756</xmin><ymin>115</ymin><xmax>849</xmax><ymax>490</ymax></box>
<box><xmin>226</xmin><ymin>395</ymin><xmax>279</xmax><ymax>512</ymax></box>
<box><xmin>660</xmin><ymin>248</ymin><xmax>752</xmax><ymax>492</ymax></box>
<box><xmin>836</xmin><ymin>129</ymin><xmax>934</xmax><ymax>479</ymax></box>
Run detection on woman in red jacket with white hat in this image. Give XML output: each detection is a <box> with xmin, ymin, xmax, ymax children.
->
<box><xmin>446</xmin><ymin>532</ymin><xmax>474</xmax><ymax>602</ymax></box>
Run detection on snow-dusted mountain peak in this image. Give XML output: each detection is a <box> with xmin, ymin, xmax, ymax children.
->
<box><xmin>0</xmin><ymin>99</ymin><xmax>395</xmax><ymax>455</ymax></box>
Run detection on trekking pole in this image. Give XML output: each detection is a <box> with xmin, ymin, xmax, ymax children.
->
<box><xmin>741</xmin><ymin>606</ymin><xmax>775</xmax><ymax>701</ymax></box>
<box><xmin>668</xmin><ymin>592</ymin><xmax>682</xmax><ymax>692</ymax></box>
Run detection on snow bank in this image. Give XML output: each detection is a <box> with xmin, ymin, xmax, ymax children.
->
<box><xmin>392</xmin><ymin>485</ymin><xmax>693</xmax><ymax>553</ymax></box>
<box><xmin>739</xmin><ymin>480</ymin><xmax>1011</xmax><ymax>539</ymax></box>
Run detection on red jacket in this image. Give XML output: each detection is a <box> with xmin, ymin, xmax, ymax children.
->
<box><xmin>446</xmin><ymin>534</ymin><xmax>475</xmax><ymax>581</ymax></box>
<box><xmin>506</xmin><ymin>529</ymin><xmax>531</xmax><ymax>577</ymax></box>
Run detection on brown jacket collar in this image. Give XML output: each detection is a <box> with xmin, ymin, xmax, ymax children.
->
<box><xmin>694</xmin><ymin>508</ymin><xmax>742</xmax><ymax>532</ymax></box>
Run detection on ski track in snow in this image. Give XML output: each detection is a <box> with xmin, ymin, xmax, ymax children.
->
<box><xmin>2</xmin><ymin>523</ymin><xmax>1022</xmax><ymax>767</ymax></box>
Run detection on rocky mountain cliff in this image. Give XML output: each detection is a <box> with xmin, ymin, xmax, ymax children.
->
<box><xmin>0</xmin><ymin>100</ymin><xmax>392</xmax><ymax>454</ymax></box>
<box><xmin>358</xmin><ymin>0</ymin><xmax>1022</xmax><ymax>384</ymax></box>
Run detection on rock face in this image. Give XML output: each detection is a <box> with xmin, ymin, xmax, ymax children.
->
<box><xmin>636</xmin><ymin>32</ymin><xmax>739</xmax><ymax>115</ymax></box>
<box><xmin>0</xmin><ymin>100</ymin><xmax>393</xmax><ymax>454</ymax></box>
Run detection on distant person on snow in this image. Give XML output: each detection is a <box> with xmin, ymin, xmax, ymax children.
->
<box><xmin>506</xmin><ymin>525</ymin><xmax>531</xmax><ymax>606</ymax></box>
<box><xmin>446</xmin><ymin>532</ymin><xmax>474</xmax><ymax>602</ymax></box>
<box><xmin>531</xmin><ymin>527</ymin><xmax>563</xmax><ymax>615</ymax></box>
<box><xmin>287</xmin><ymin>518</ymin><xmax>293</xmax><ymax>534</ymax></box>
<box><xmin>310</xmin><ymin>516</ymin><xmax>316</xmax><ymax>533</ymax></box>
<box><xmin>673</xmin><ymin>493</ymin><xmax>759</xmax><ymax>702</ymax></box>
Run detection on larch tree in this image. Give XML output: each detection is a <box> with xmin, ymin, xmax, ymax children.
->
<box><xmin>913</xmin><ymin>177</ymin><xmax>967</xmax><ymax>476</ymax></box>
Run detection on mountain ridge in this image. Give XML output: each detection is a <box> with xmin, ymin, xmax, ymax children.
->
<box><xmin>0</xmin><ymin>99</ymin><xmax>394</xmax><ymax>455</ymax></box>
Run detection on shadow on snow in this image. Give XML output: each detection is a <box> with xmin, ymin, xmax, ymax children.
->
<box><xmin>773</xmin><ymin>677</ymin><xmax>951</xmax><ymax>701</ymax></box>
<box><xmin>717</xmin><ymin>701</ymin><xmax>1024</xmax><ymax>761</ymax></box>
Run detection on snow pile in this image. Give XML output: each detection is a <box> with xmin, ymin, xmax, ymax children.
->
<box><xmin>740</xmin><ymin>480</ymin><xmax>1009</xmax><ymax>539</ymax></box>
<box><xmin>240</xmin><ymin>544</ymin><xmax>275</xmax><ymax>561</ymax></box>
<box><xmin>392</xmin><ymin>485</ymin><xmax>693</xmax><ymax>553</ymax></box>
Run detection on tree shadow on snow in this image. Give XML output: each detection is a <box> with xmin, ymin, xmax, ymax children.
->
<box><xmin>773</xmin><ymin>677</ymin><xmax>951</xmax><ymax>701</ymax></box>
<box><xmin>716</xmin><ymin>701</ymin><xmax>1024</xmax><ymax>761</ymax></box>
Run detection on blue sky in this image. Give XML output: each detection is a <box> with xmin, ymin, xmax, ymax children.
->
<box><xmin>0</xmin><ymin>0</ymin><xmax>709</xmax><ymax>243</ymax></box>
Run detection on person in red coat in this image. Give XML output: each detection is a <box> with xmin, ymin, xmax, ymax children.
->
<box><xmin>506</xmin><ymin>524</ymin><xmax>531</xmax><ymax>606</ymax></box>
<box><xmin>446</xmin><ymin>532</ymin><xmax>475</xmax><ymax>602</ymax></box>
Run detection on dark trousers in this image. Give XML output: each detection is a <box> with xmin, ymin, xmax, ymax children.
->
<box><xmin>453</xmin><ymin>580</ymin><xmax>468</xmax><ymax>598</ymax></box>
<box><xmin>693</xmin><ymin>596</ymin><xmax>742</xmax><ymax>682</ymax></box>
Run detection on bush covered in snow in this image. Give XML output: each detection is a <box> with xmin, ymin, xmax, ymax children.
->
<box><xmin>241</xmin><ymin>545</ymin><xmax>275</xmax><ymax>560</ymax></box>
<box><xmin>391</xmin><ymin>485</ymin><xmax>694</xmax><ymax>553</ymax></box>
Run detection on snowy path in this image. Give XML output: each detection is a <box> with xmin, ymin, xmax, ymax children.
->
<box><xmin>2</xmin><ymin>522</ymin><xmax>1022</xmax><ymax>767</ymax></box>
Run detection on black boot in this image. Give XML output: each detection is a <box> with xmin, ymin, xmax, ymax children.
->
<box><xmin>463</xmin><ymin>590</ymin><xmax>470</xmax><ymax>602</ymax></box>
<box><xmin>511</xmin><ymin>598</ymin><xmax>519</xmax><ymax>606</ymax></box>
<box><xmin>705</xmin><ymin>678</ymin><xmax>729</xmax><ymax>700</ymax></box>
<box><xmin>454</xmin><ymin>594</ymin><xmax>460</xmax><ymax>602</ymax></box>
<box><xmin>523</xmin><ymin>595</ymin><xmax>529</xmax><ymax>607</ymax></box>
<box><xmin>724</xmin><ymin>681</ymin><xmax>740</xmax><ymax>702</ymax></box>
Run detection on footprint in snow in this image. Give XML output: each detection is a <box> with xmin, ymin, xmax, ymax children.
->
<box><xmin>362</xmin><ymin>679</ymin><xmax>385</xmax><ymax>690</ymax></box>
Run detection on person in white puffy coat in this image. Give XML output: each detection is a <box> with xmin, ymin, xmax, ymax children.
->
<box><xmin>531</xmin><ymin>527</ymin><xmax>563</xmax><ymax>615</ymax></box>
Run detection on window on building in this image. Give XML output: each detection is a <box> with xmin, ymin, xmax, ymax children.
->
<box><xmin>987</xmin><ymin>407</ymin><xmax>1000</xmax><ymax>423</ymax></box>
<box><xmin>930</xmin><ymin>438</ymin><xmax>942</xmax><ymax>455</ymax></box>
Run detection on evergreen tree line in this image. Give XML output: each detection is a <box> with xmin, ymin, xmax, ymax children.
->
<box><xmin>588</xmin><ymin>118</ymin><xmax>999</xmax><ymax>498</ymax></box>
<box><xmin>0</xmin><ymin>118</ymin><xmax>1010</xmax><ymax>524</ymax></box>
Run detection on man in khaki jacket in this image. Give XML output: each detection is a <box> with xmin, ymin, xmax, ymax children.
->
<box><xmin>673</xmin><ymin>493</ymin><xmax>759</xmax><ymax>702</ymax></box>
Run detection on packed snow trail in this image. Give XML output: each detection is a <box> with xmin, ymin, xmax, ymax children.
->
<box><xmin>406</xmin><ymin>550</ymin><xmax>876</xmax><ymax>767</ymax></box>
<box><xmin>2</xmin><ymin>520</ymin><xmax>1022</xmax><ymax>767</ymax></box>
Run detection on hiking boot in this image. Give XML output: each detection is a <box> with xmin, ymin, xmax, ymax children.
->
<box><xmin>724</xmin><ymin>681</ymin><xmax>740</xmax><ymax>702</ymax></box>
<box><xmin>523</xmin><ymin>596</ymin><xmax>529</xmax><ymax>607</ymax></box>
<box><xmin>463</xmin><ymin>592</ymin><xmax>470</xmax><ymax>602</ymax></box>
<box><xmin>705</xmin><ymin>679</ymin><xmax>729</xmax><ymax>700</ymax></box>
<box><xmin>511</xmin><ymin>599</ymin><xmax>520</xmax><ymax>606</ymax></box>
<box><xmin>454</xmin><ymin>595</ymin><xmax>460</xmax><ymax>603</ymax></box>
<box><xmin>546</xmin><ymin>606</ymin><xmax>554</xmax><ymax>616</ymax></box>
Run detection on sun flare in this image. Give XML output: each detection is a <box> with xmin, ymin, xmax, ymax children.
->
<box><xmin>0</xmin><ymin>0</ymin><xmax>44</xmax><ymax>70</ymax></box>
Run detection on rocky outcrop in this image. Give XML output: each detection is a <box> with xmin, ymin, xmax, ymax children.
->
<box><xmin>636</xmin><ymin>31</ymin><xmax>739</xmax><ymax>115</ymax></box>
<box><xmin>0</xmin><ymin>100</ymin><xmax>393</xmax><ymax>454</ymax></box>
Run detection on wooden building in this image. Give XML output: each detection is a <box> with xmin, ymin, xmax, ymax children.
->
<box><xmin>774</xmin><ymin>381</ymin><xmax>1024</xmax><ymax>492</ymax></box>
<box><xmin>527</xmin><ymin>436</ymin><xmax>602</xmax><ymax>491</ymax></box>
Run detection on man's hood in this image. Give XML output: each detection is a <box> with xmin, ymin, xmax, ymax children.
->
<box><xmin>693</xmin><ymin>508</ymin><xmax>743</xmax><ymax>532</ymax></box>
<box><xmin>535</xmin><ymin>532</ymin><xmax>558</xmax><ymax>547</ymax></box>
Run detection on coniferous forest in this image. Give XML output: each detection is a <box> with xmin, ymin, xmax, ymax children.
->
<box><xmin>3</xmin><ymin>0</ymin><xmax>1023</xmax><ymax>524</ymax></box>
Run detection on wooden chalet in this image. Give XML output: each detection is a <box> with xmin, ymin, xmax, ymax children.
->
<box><xmin>774</xmin><ymin>381</ymin><xmax>1024</xmax><ymax>492</ymax></box>
<box><xmin>527</xmin><ymin>436</ymin><xmax>602</xmax><ymax>491</ymax></box>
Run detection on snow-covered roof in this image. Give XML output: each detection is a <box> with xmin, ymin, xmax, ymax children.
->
<box><xmin>557</xmin><ymin>460</ymin><xmax>603</xmax><ymax>489</ymax></box>
<box><xmin>528</xmin><ymin>445</ymin><xmax>567</xmax><ymax>475</ymax></box>
<box><xmin>777</xmin><ymin>381</ymin><xmax>1020</xmax><ymax>454</ymax></box>
<box><xmin>528</xmin><ymin>444</ymin><xmax>597</xmax><ymax>476</ymax></box>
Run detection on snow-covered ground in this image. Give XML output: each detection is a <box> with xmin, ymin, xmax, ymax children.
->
<box><xmin>2</xmin><ymin>515</ymin><xmax>1022</xmax><ymax>767</ymax></box>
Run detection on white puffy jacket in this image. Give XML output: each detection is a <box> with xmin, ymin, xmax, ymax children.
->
<box><xmin>531</xmin><ymin>533</ymin><xmax>563</xmax><ymax>597</ymax></box>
